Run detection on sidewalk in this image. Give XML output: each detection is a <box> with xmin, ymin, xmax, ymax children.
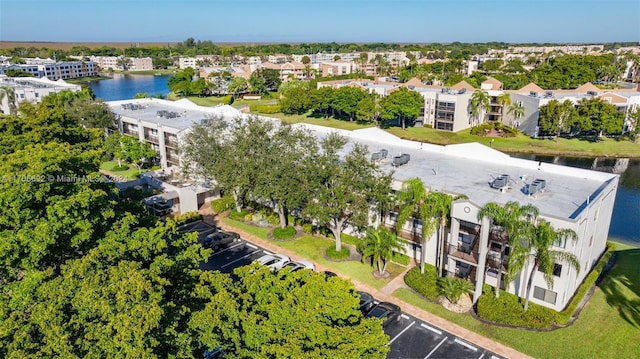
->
<box><xmin>200</xmin><ymin>209</ymin><xmax>533</xmax><ymax>359</ymax></box>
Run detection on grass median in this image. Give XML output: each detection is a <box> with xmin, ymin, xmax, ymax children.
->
<box><xmin>221</xmin><ymin>217</ymin><xmax>405</xmax><ymax>289</ymax></box>
<box><xmin>393</xmin><ymin>241</ymin><xmax>640</xmax><ymax>359</ymax></box>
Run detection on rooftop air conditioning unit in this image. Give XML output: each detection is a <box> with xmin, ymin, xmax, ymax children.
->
<box><xmin>587</xmin><ymin>91</ymin><xmax>598</xmax><ymax>96</ymax></box>
<box><xmin>529</xmin><ymin>91</ymin><xmax>538</xmax><ymax>97</ymax></box>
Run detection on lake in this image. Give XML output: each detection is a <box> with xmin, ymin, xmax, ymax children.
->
<box><xmin>86</xmin><ymin>74</ymin><xmax>640</xmax><ymax>245</ymax></box>
<box><xmin>87</xmin><ymin>74</ymin><xmax>171</xmax><ymax>101</ymax></box>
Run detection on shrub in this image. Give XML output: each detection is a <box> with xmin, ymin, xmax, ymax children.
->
<box><xmin>267</xmin><ymin>214</ymin><xmax>279</xmax><ymax>226</ymax></box>
<box><xmin>221</xmin><ymin>94</ymin><xmax>234</xmax><ymax>105</ymax></box>
<box><xmin>171</xmin><ymin>211</ymin><xmax>202</xmax><ymax>226</ymax></box>
<box><xmin>244</xmin><ymin>213</ymin><xmax>253</xmax><ymax>222</ymax></box>
<box><xmin>249</xmin><ymin>104</ymin><xmax>281</xmax><ymax>114</ymax></box>
<box><xmin>556</xmin><ymin>247</ymin><xmax>613</xmax><ymax>324</ymax></box>
<box><xmin>302</xmin><ymin>223</ymin><xmax>314</xmax><ymax>235</ymax></box>
<box><xmin>111</xmin><ymin>163</ymin><xmax>130</xmax><ymax>171</ymax></box>
<box><xmin>325</xmin><ymin>245</ymin><xmax>350</xmax><ymax>260</ymax></box>
<box><xmin>404</xmin><ymin>266</ymin><xmax>439</xmax><ymax>300</ymax></box>
<box><xmin>437</xmin><ymin>276</ymin><xmax>473</xmax><ymax>303</ymax></box>
<box><xmin>273</xmin><ymin>226</ymin><xmax>296</xmax><ymax>240</ymax></box>
<box><xmin>210</xmin><ymin>196</ymin><xmax>234</xmax><ymax>213</ymax></box>
<box><xmin>391</xmin><ymin>252</ymin><xmax>410</xmax><ymax>266</ymax></box>
<box><xmin>229</xmin><ymin>209</ymin><xmax>251</xmax><ymax>221</ymax></box>
<box><xmin>476</xmin><ymin>285</ymin><xmax>557</xmax><ymax>329</ymax></box>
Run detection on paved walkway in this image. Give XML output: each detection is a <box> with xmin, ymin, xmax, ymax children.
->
<box><xmin>199</xmin><ymin>207</ymin><xmax>533</xmax><ymax>359</ymax></box>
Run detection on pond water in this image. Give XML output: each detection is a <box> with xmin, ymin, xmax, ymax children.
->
<box><xmin>87</xmin><ymin>74</ymin><xmax>171</xmax><ymax>101</ymax></box>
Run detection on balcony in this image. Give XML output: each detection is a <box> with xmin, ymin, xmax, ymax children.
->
<box><xmin>447</xmin><ymin>243</ymin><xmax>480</xmax><ymax>265</ymax></box>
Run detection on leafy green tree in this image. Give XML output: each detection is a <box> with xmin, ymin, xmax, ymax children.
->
<box><xmin>480</xmin><ymin>59</ymin><xmax>503</xmax><ymax>73</ymax></box>
<box><xmin>189</xmin><ymin>264</ymin><xmax>390</xmax><ymax>358</ymax></box>
<box><xmin>116</xmin><ymin>56</ymin><xmax>132</xmax><ymax>71</ymax></box>
<box><xmin>5</xmin><ymin>68</ymin><xmax>34</xmax><ymax>77</ymax></box>
<box><xmin>332</xmin><ymin>86</ymin><xmax>367</xmax><ymax>121</ymax></box>
<box><xmin>380</xmin><ymin>87</ymin><xmax>423</xmax><ymax>130</ymax></box>
<box><xmin>134</xmin><ymin>92</ymin><xmax>148</xmax><ymax>98</ymax></box>
<box><xmin>470</xmin><ymin>90</ymin><xmax>490</xmax><ymax>126</ymax></box>
<box><xmin>478</xmin><ymin>202</ymin><xmax>539</xmax><ymax>298</ymax></box>
<box><xmin>361</xmin><ymin>227</ymin><xmax>404</xmax><ymax>275</ymax></box>
<box><xmin>120</xmin><ymin>135</ymin><xmax>156</xmax><ymax>174</ymax></box>
<box><xmin>168</xmin><ymin>67</ymin><xmax>204</xmax><ymax>96</ymax></box>
<box><xmin>279</xmin><ymin>81</ymin><xmax>312</xmax><ymax>115</ymax></box>
<box><xmin>104</xmin><ymin>132</ymin><xmax>128</xmax><ymax>167</ymax></box>
<box><xmin>510</xmin><ymin>220</ymin><xmax>580</xmax><ymax>311</ymax></box>
<box><xmin>538</xmin><ymin>99</ymin><xmax>576</xmax><ymax>139</ymax></box>
<box><xmin>304</xmin><ymin>133</ymin><xmax>392</xmax><ymax>252</ymax></box>
<box><xmin>575</xmin><ymin>97</ymin><xmax>625</xmax><ymax>137</ymax></box>
<box><xmin>356</xmin><ymin>94</ymin><xmax>378</xmax><ymax>123</ymax></box>
<box><xmin>227</xmin><ymin>76</ymin><xmax>247</xmax><ymax>98</ymax></box>
<box><xmin>65</xmin><ymin>97</ymin><xmax>116</xmax><ymax>129</ymax></box>
<box><xmin>627</xmin><ymin>107</ymin><xmax>640</xmax><ymax>143</ymax></box>
<box><xmin>310</xmin><ymin>86</ymin><xmax>335</xmax><ymax>118</ymax></box>
<box><xmin>249</xmin><ymin>68</ymin><xmax>281</xmax><ymax>94</ymax></box>
<box><xmin>179</xmin><ymin>115</ymin><xmax>227</xmax><ymax>181</ymax></box>
<box><xmin>301</xmin><ymin>55</ymin><xmax>311</xmax><ymax>64</ymax></box>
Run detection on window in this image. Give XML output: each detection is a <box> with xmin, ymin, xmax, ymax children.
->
<box><xmin>537</xmin><ymin>263</ymin><xmax>562</xmax><ymax>277</ymax></box>
<box><xmin>533</xmin><ymin>286</ymin><xmax>557</xmax><ymax>304</ymax></box>
<box><xmin>554</xmin><ymin>237</ymin><xmax>566</xmax><ymax>248</ymax></box>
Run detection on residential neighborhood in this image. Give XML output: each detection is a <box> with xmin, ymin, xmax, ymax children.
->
<box><xmin>1</xmin><ymin>1</ymin><xmax>639</xmax><ymax>358</ymax></box>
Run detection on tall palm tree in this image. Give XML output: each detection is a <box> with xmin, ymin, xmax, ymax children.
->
<box><xmin>361</xmin><ymin>226</ymin><xmax>404</xmax><ymax>276</ymax></box>
<box><xmin>429</xmin><ymin>192</ymin><xmax>465</xmax><ymax>276</ymax></box>
<box><xmin>507</xmin><ymin>102</ymin><xmax>525</xmax><ymax>127</ymax></box>
<box><xmin>497</xmin><ymin>93</ymin><xmax>512</xmax><ymax>123</ymax></box>
<box><xmin>478</xmin><ymin>201</ymin><xmax>539</xmax><ymax>298</ymax></box>
<box><xmin>395</xmin><ymin>178</ymin><xmax>438</xmax><ymax>274</ymax></box>
<box><xmin>470</xmin><ymin>90</ymin><xmax>490</xmax><ymax>126</ymax></box>
<box><xmin>510</xmin><ymin>219</ymin><xmax>580</xmax><ymax>310</ymax></box>
<box><xmin>0</xmin><ymin>86</ymin><xmax>17</xmax><ymax>115</ymax></box>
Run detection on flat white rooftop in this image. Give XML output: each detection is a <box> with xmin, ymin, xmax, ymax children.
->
<box><xmin>300</xmin><ymin>125</ymin><xmax>618</xmax><ymax>221</ymax></box>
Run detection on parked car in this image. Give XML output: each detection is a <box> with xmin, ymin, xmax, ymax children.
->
<box><xmin>203</xmin><ymin>230</ymin><xmax>240</xmax><ymax>250</ymax></box>
<box><xmin>255</xmin><ymin>254</ymin><xmax>290</xmax><ymax>271</ymax></box>
<box><xmin>282</xmin><ymin>260</ymin><xmax>315</xmax><ymax>272</ymax></box>
<box><xmin>357</xmin><ymin>291</ymin><xmax>375</xmax><ymax>314</ymax></box>
<box><xmin>365</xmin><ymin>302</ymin><xmax>401</xmax><ymax>327</ymax></box>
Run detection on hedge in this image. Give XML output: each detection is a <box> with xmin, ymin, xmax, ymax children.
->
<box><xmin>172</xmin><ymin>211</ymin><xmax>202</xmax><ymax>226</ymax></box>
<box><xmin>249</xmin><ymin>104</ymin><xmax>281</xmax><ymax>114</ymax></box>
<box><xmin>210</xmin><ymin>196</ymin><xmax>234</xmax><ymax>213</ymax></box>
<box><xmin>273</xmin><ymin>226</ymin><xmax>297</xmax><ymax>240</ymax></box>
<box><xmin>476</xmin><ymin>285</ymin><xmax>557</xmax><ymax>329</ymax></box>
<box><xmin>221</xmin><ymin>94</ymin><xmax>234</xmax><ymax>105</ymax></box>
<box><xmin>391</xmin><ymin>252</ymin><xmax>411</xmax><ymax>266</ymax></box>
<box><xmin>404</xmin><ymin>265</ymin><xmax>439</xmax><ymax>300</ymax></box>
<box><xmin>556</xmin><ymin>246</ymin><xmax>613</xmax><ymax>324</ymax></box>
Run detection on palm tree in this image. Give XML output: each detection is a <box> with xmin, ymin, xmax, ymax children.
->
<box><xmin>395</xmin><ymin>178</ymin><xmax>438</xmax><ymax>274</ymax></box>
<box><xmin>0</xmin><ymin>86</ymin><xmax>17</xmax><ymax>115</ymax></box>
<box><xmin>478</xmin><ymin>202</ymin><xmax>539</xmax><ymax>298</ymax></box>
<box><xmin>510</xmin><ymin>219</ymin><xmax>580</xmax><ymax>311</ymax></box>
<box><xmin>361</xmin><ymin>226</ymin><xmax>404</xmax><ymax>276</ymax></box>
<box><xmin>497</xmin><ymin>93</ymin><xmax>512</xmax><ymax>124</ymax></box>
<box><xmin>507</xmin><ymin>102</ymin><xmax>525</xmax><ymax>127</ymax></box>
<box><xmin>429</xmin><ymin>192</ymin><xmax>465</xmax><ymax>276</ymax></box>
<box><xmin>470</xmin><ymin>90</ymin><xmax>490</xmax><ymax>126</ymax></box>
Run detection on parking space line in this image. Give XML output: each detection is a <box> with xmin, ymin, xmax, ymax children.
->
<box><xmin>246</xmin><ymin>243</ymin><xmax>258</xmax><ymax>250</ymax></box>
<box><xmin>477</xmin><ymin>353</ymin><xmax>484</xmax><ymax>359</ymax></box>
<box><xmin>210</xmin><ymin>243</ymin><xmax>244</xmax><ymax>256</ymax></box>
<box><xmin>454</xmin><ymin>338</ymin><xmax>478</xmax><ymax>351</ymax></box>
<box><xmin>420</xmin><ymin>323</ymin><xmax>442</xmax><ymax>335</ymax></box>
<box><xmin>424</xmin><ymin>337</ymin><xmax>448</xmax><ymax>359</ymax></box>
<box><xmin>491</xmin><ymin>356</ymin><xmax>501</xmax><ymax>359</ymax></box>
<box><xmin>389</xmin><ymin>321</ymin><xmax>415</xmax><ymax>344</ymax></box>
<box><xmin>220</xmin><ymin>250</ymin><xmax>261</xmax><ymax>268</ymax></box>
<box><xmin>400</xmin><ymin>314</ymin><xmax>410</xmax><ymax>320</ymax></box>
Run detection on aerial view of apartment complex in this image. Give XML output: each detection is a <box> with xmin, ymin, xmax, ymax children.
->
<box><xmin>1</xmin><ymin>1</ymin><xmax>639</xmax><ymax>358</ymax></box>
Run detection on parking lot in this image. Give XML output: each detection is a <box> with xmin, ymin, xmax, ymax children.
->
<box><xmin>183</xmin><ymin>221</ymin><xmax>504</xmax><ymax>359</ymax></box>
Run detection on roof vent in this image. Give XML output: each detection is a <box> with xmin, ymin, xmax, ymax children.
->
<box><xmin>528</xmin><ymin>178</ymin><xmax>547</xmax><ymax>195</ymax></box>
<box><xmin>529</xmin><ymin>91</ymin><xmax>538</xmax><ymax>97</ymax></box>
<box><xmin>587</xmin><ymin>90</ymin><xmax>598</xmax><ymax>96</ymax></box>
<box><xmin>491</xmin><ymin>174</ymin><xmax>511</xmax><ymax>192</ymax></box>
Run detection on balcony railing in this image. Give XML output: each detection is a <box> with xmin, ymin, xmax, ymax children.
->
<box><xmin>447</xmin><ymin>243</ymin><xmax>479</xmax><ymax>264</ymax></box>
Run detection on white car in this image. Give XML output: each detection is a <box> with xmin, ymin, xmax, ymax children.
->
<box><xmin>255</xmin><ymin>254</ymin><xmax>290</xmax><ymax>271</ymax></box>
<box><xmin>282</xmin><ymin>260</ymin><xmax>316</xmax><ymax>272</ymax></box>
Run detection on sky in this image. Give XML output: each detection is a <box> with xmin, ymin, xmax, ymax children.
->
<box><xmin>1</xmin><ymin>0</ymin><xmax>639</xmax><ymax>44</ymax></box>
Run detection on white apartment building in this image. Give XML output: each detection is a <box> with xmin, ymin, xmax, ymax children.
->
<box><xmin>88</xmin><ymin>56</ymin><xmax>153</xmax><ymax>71</ymax></box>
<box><xmin>0</xmin><ymin>76</ymin><xmax>81</xmax><ymax>114</ymax></box>
<box><xmin>106</xmin><ymin>97</ymin><xmax>617</xmax><ymax>311</ymax></box>
<box><xmin>0</xmin><ymin>58</ymin><xmax>97</xmax><ymax>80</ymax></box>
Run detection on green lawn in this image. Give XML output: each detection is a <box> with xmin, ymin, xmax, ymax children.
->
<box><xmin>394</xmin><ymin>242</ymin><xmax>640</xmax><ymax>359</ymax></box>
<box><xmin>272</xmin><ymin>112</ymin><xmax>376</xmax><ymax>131</ymax></box>
<box><xmin>386</xmin><ymin>127</ymin><xmax>640</xmax><ymax>158</ymax></box>
<box><xmin>222</xmin><ymin>217</ymin><xmax>404</xmax><ymax>289</ymax></box>
<box><xmin>185</xmin><ymin>95</ymin><xmax>279</xmax><ymax>108</ymax></box>
<box><xmin>100</xmin><ymin>161</ymin><xmax>144</xmax><ymax>181</ymax></box>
